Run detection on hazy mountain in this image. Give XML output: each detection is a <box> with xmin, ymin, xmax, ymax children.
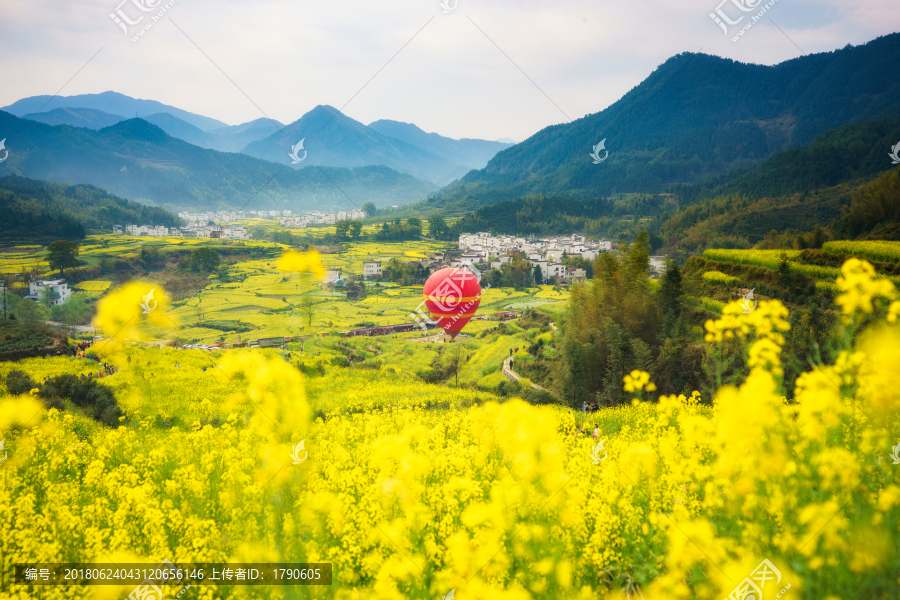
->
<box><xmin>241</xmin><ymin>105</ymin><xmax>463</xmax><ymax>185</ymax></box>
<box><xmin>6</xmin><ymin>93</ymin><xmax>511</xmax><ymax>183</ymax></box>
<box><xmin>429</xmin><ymin>32</ymin><xmax>900</xmax><ymax>209</ymax></box>
<box><xmin>142</xmin><ymin>112</ymin><xmax>219</xmax><ymax>149</ymax></box>
<box><xmin>22</xmin><ymin>107</ymin><xmax>125</xmax><ymax>130</ymax></box>
<box><xmin>2</xmin><ymin>91</ymin><xmax>228</xmax><ymax>131</ymax></box>
<box><xmin>367</xmin><ymin>119</ymin><xmax>513</xmax><ymax>172</ymax></box>
<box><xmin>0</xmin><ymin>111</ymin><xmax>435</xmax><ymax>211</ymax></box>
<box><xmin>495</xmin><ymin>138</ymin><xmax>517</xmax><ymax>144</ymax></box>
<box><xmin>209</xmin><ymin>118</ymin><xmax>285</xmax><ymax>153</ymax></box>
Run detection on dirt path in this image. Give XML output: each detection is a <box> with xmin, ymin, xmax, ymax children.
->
<box><xmin>502</xmin><ymin>356</ymin><xmax>548</xmax><ymax>391</ymax></box>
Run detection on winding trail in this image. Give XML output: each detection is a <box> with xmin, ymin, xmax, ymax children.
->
<box><xmin>502</xmin><ymin>356</ymin><xmax>548</xmax><ymax>392</ymax></box>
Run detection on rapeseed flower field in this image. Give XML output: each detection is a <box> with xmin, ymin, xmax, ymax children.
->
<box><xmin>1</xmin><ymin>257</ymin><xmax>900</xmax><ymax>599</ymax></box>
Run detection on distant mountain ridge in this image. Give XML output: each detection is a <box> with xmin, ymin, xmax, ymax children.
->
<box><xmin>0</xmin><ymin>111</ymin><xmax>435</xmax><ymax>211</ymax></box>
<box><xmin>7</xmin><ymin>93</ymin><xmax>510</xmax><ymax>183</ymax></box>
<box><xmin>242</xmin><ymin>105</ymin><xmax>480</xmax><ymax>186</ymax></box>
<box><xmin>23</xmin><ymin>107</ymin><xmax>125</xmax><ymax>130</ymax></box>
<box><xmin>209</xmin><ymin>118</ymin><xmax>285</xmax><ymax>153</ymax></box>
<box><xmin>3</xmin><ymin>91</ymin><xmax>227</xmax><ymax>131</ymax></box>
<box><xmin>428</xmin><ymin>32</ymin><xmax>900</xmax><ymax>210</ymax></box>
<box><xmin>368</xmin><ymin>119</ymin><xmax>512</xmax><ymax>175</ymax></box>
<box><xmin>16</xmin><ymin>105</ymin><xmax>282</xmax><ymax>154</ymax></box>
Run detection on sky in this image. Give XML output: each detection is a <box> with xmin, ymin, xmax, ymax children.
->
<box><xmin>1</xmin><ymin>0</ymin><xmax>899</xmax><ymax>142</ymax></box>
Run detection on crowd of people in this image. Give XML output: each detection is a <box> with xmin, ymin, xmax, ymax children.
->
<box><xmin>70</xmin><ymin>341</ymin><xmax>119</xmax><ymax>378</ymax></box>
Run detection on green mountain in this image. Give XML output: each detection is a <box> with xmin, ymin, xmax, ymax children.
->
<box><xmin>0</xmin><ymin>175</ymin><xmax>181</xmax><ymax>242</ymax></box>
<box><xmin>3</xmin><ymin>91</ymin><xmax>228</xmax><ymax>131</ymax></box>
<box><xmin>429</xmin><ymin>33</ymin><xmax>900</xmax><ymax>211</ymax></box>
<box><xmin>450</xmin><ymin>113</ymin><xmax>900</xmax><ymax>249</ymax></box>
<box><xmin>22</xmin><ymin>107</ymin><xmax>125</xmax><ymax>130</ymax></box>
<box><xmin>0</xmin><ymin>112</ymin><xmax>436</xmax><ymax>211</ymax></box>
<box><xmin>675</xmin><ymin>115</ymin><xmax>900</xmax><ymax>203</ymax></box>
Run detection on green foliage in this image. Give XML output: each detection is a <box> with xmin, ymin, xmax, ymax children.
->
<box><xmin>5</xmin><ymin>369</ymin><xmax>36</xmax><ymax>394</ymax></box>
<box><xmin>381</xmin><ymin>258</ymin><xmax>427</xmax><ymax>285</ymax></box>
<box><xmin>559</xmin><ymin>232</ymin><xmax>663</xmax><ymax>407</ymax></box>
<box><xmin>335</xmin><ymin>220</ymin><xmax>363</xmax><ymax>241</ymax></box>
<box><xmin>46</xmin><ymin>240</ymin><xmax>80</xmax><ymax>276</ymax></box>
<box><xmin>658</xmin><ymin>260</ymin><xmax>684</xmax><ymax>337</ymax></box>
<box><xmin>13</xmin><ymin>297</ymin><xmax>49</xmax><ymax>325</ymax></box>
<box><xmin>300</xmin><ymin>296</ymin><xmax>318</xmax><ymax>327</ymax></box>
<box><xmin>833</xmin><ymin>167</ymin><xmax>900</xmax><ymax>239</ymax></box>
<box><xmin>187</xmin><ymin>247</ymin><xmax>221</xmax><ymax>272</ymax></box>
<box><xmin>197</xmin><ymin>320</ymin><xmax>254</xmax><ymax>333</ymax></box>
<box><xmin>39</xmin><ymin>374</ymin><xmax>124</xmax><ymax>426</ymax></box>
<box><xmin>50</xmin><ymin>295</ymin><xmax>89</xmax><ymax>328</ymax></box>
<box><xmin>140</xmin><ymin>245</ymin><xmax>165</xmax><ymax>269</ymax></box>
<box><xmin>482</xmin><ymin>254</ymin><xmax>533</xmax><ymax>289</ymax></box>
<box><xmin>0</xmin><ymin>175</ymin><xmax>180</xmax><ymax>239</ymax></box>
<box><xmin>362</xmin><ymin>202</ymin><xmax>378</xmax><ymax>217</ymax></box>
<box><xmin>679</xmin><ymin>116</ymin><xmax>900</xmax><ymax>204</ymax></box>
<box><xmin>428</xmin><ymin>215</ymin><xmax>450</xmax><ymax>240</ymax></box>
<box><xmin>376</xmin><ymin>221</ymin><xmax>422</xmax><ymax>241</ymax></box>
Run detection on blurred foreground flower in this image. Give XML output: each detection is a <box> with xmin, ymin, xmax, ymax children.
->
<box><xmin>278</xmin><ymin>249</ymin><xmax>326</xmax><ymax>280</ymax></box>
<box><xmin>92</xmin><ymin>282</ymin><xmax>174</xmax><ymax>348</ymax></box>
<box><xmin>623</xmin><ymin>369</ymin><xmax>656</xmax><ymax>393</ymax></box>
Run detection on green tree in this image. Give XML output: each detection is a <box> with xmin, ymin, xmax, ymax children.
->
<box><xmin>37</xmin><ymin>287</ymin><xmax>54</xmax><ymax>308</ymax></box>
<box><xmin>443</xmin><ymin>343</ymin><xmax>468</xmax><ymax>388</ymax></box>
<box><xmin>141</xmin><ymin>245</ymin><xmax>164</xmax><ymax>269</ymax></box>
<box><xmin>562</xmin><ymin>337</ymin><xmax>592</xmax><ymax>407</ymax></box>
<box><xmin>335</xmin><ymin>220</ymin><xmax>352</xmax><ymax>240</ymax></box>
<box><xmin>191</xmin><ymin>247</ymin><xmax>221</xmax><ymax>272</ymax></box>
<box><xmin>15</xmin><ymin>298</ymin><xmax>49</xmax><ymax>325</ymax></box>
<box><xmin>658</xmin><ymin>260</ymin><xmax>683</xmax><ymax>337</ymax></box>
<box><xmin>362</xmin><ymin>202</ymin><xmax>378</xmax><ymax>217</ymax></box>
<box><xmin>428</xmin><ymin>215</ymin><xmax>449</xmax><ymax>239</ymax></box>
<box><xmin>51</xmin><ymin>295</ymin><xmax>89</xmax><ymax>335</ymax></box>
<box><xmin>777</xmin><ymin>251</ymin><xmax>791</xmax><ymax>300</ymax></box>
<box><xmin>349</xmin><ymin>220</ymin><xmax>363</xmax><ymax>240</ymax></box>
<box><xmin>533</xmin><ymin>264</ymin><xmax>544</xmax><ymax>285</ymax></box>
<box><xmin>47</xmin><ymin>240</ymin><xmax>80</xmax><ymax>277</ymax></box>
<box><xmin>300</xmin><ymin>296</ymin><xmax>317</xmax><ymax>327</ymax></box>
<box><xmin>408</xmin><ymin>217</ymin><xmax>422</xmax><ymax>227</ymax></box>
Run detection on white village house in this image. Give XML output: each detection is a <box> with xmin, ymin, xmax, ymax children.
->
<box><xmin>363</xmin><ymin>261</ymin><xmax>382</xmax><ymax>279</ymax></box>
<box><xmin>27</xmin><ymin>279</ymin><xmax>72</xmax><ymax>306</ymax></box>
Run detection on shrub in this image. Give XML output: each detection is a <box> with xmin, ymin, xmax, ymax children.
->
<box><xmin>5</xmin><ymin>370</ymin><xmax>37</xmax><ymax>395</ymax></box>
<box><xmin>39</xmin><ymin>375</ymin><xmax>124</xmax><ymax>426</ymax></box>
<box><xmin>330</xmin><ymin>355</ymin><xmax>350</xmax><ymax>368</ymax></box>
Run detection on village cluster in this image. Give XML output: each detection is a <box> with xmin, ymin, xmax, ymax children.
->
<box><xmin>114</xmin><ymin>224</ymin><xmax>253</xmax><ymax>240</ymax></box>
<box><xmin>456</xmin><ymin>232</ymin><xmax>669</xmax><ymax>280</ymax></box>
<box><xmin>118</xmin><ymin>208</ymin><xmax>368</xmax><ymax>239</ymax></box>
<box><xmin>277</xmin><ymin>209</ymin><xmax>366</xmax><ymax>228</ymax></box>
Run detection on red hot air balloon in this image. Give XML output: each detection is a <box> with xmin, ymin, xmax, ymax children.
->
<box><xmin>422</xmin><ymin>267</ymin><xmax>482</xmax><ymax>338</ymax></box>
